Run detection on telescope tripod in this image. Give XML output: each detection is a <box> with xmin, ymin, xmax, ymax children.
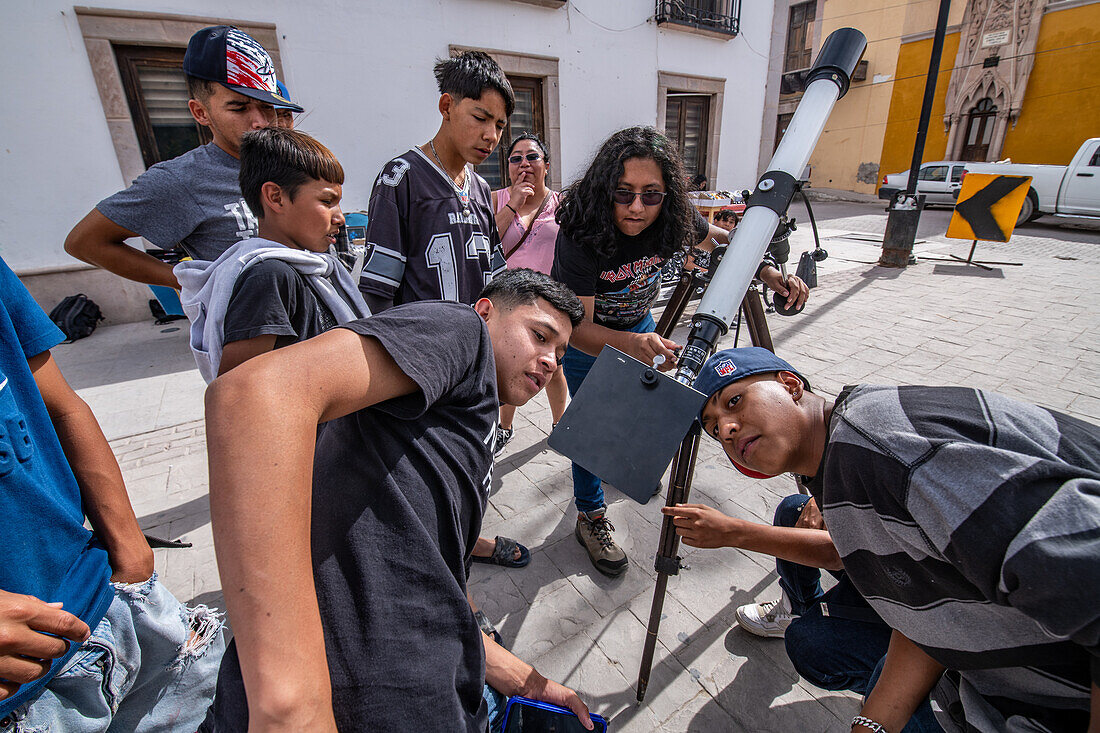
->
<box><xmin>637</xmin><ymin>268</ymin><xmax>775</xmax><ymax>701</ymax></box>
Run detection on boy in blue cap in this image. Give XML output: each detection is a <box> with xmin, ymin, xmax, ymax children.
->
<box><xmin>664</xmin><ymin>347</ymin><xmax>1100</xmax><ymax>733</ymax></box>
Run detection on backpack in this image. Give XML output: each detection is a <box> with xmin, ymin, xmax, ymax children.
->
<box><xmin>48</xmin><ymin>294</ymin><xmax>104</xmax><ymax>342</ymax></box>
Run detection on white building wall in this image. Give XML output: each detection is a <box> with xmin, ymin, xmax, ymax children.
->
<box><xmin>0</xmin><ymin>0</ymin><xmax>775</xmax><ymax>307</ymax></box>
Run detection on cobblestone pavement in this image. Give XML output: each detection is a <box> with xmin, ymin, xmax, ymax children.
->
<box><xmin>51</xmin><ymin>206</ymin><xmax>1099</xmax><ymax>732</ymax></box>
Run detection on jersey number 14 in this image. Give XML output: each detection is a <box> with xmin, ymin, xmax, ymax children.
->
<box><xmin>425</xmin><ymin>232</ymin><xmax>494</xmax><ymax>301</ymax></box>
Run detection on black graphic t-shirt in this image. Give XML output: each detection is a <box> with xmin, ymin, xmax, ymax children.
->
<box><xmin>551</xmin><ymin>229</ymin><xmax>665</xmax><ymax>329</ymax></box>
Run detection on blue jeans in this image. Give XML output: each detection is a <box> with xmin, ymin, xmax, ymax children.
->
<box><xmin>775</xmin><ymin>495</ymin><xmax>941</xmax><ymax>733</ymax></box>
<box><xmin>561</xmin><ymin>312</ymin><xmax>657</xmax><ymax>514</ymax></box>
<box><xmin>483</xmin><ymin>683</ymin><xmax>506</xmax><ymax>733</ymax></box>
<box><xmin>2</xmin><ymin>573</ymin><xmax>225</xmax><ymax>733</ymax></box>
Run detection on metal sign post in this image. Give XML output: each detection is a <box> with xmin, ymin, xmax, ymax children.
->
<box><xmin>880</xmin><ymin>0</ymin><xmax>952</xmax><ymax>267</ymax></box>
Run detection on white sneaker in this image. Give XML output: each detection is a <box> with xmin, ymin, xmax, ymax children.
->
<box><xmin>735</xmin><ymin>592</ymin><xmax>793</xmax><ymax>638</ymax></box>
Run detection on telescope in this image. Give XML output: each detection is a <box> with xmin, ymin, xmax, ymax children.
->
<box><xmin>546</xmin><ymin>27</ymin><xmax>867</xmax><ymax>701</ymax></box>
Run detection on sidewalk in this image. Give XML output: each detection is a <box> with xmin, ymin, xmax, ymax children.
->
<box><xmin>51</xmin><ymin>219</ymin><xmax>1099</xmax><ymax>731</ymax></box>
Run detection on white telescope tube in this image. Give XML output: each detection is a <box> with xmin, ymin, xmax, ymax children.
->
<box><xmin>694</xmin><ymin>79</ymin><xmax>840</xmax><ymax>328</ymax></box>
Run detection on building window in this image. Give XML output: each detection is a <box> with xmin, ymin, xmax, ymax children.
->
<box><xmin>657</xmin><ymin>72</ymin><xmax>724</xmax><ymax>188</ymax></box>
<box><xmin>76</xmin><ymin>8</ymin><xmax>284</xmax><ymax>187</ymax></box>
<box><xmin>665</xmin><ymin>94</ymin><xmax>711</xmax><ymax>181</ymax></box>
<box><xmin>476</xmin><ymin>75</ymin><xmax>545</xmax><ymax>190</ymax></box>
<box><xmin>114</xmin><ymin>45</ymin><xmax>211</xmax><ymax>168</ymax></box>
<box><xmin>775</xmin><ymin>112</ymin><xmax>793</xmax><ymax>152</ymax></box>
<box><xmin>784</xmin><ymin>1</ymin><xmax>816</xmax><ymax>72</ymax></box>
<box><xmin>655</xmin><ymin>0</ymin><xmax>741</xmax><ymax>38</ymax></box>
<box><xmin>962</xmin><ymin>97</ymin><xmax>997</xmax><ymax>161</ymax></box>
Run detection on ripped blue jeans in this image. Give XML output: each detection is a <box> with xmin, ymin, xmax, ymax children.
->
<box><xmin>1</xmin><ymin>573</ymin><xmax>225</xmax><ymax>733</ymax></box>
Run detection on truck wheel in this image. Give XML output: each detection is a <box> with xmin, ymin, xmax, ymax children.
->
<box><xmin>1016</xmin><ymin>189</ymin><xmax>1040</xmax><ymax>226</ymax></box>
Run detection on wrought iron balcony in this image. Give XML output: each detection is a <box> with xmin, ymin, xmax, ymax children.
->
<box><xmin>656</xmin><ymin>0</ymin><xmax>741</xmax><ymax>37</ymax></box>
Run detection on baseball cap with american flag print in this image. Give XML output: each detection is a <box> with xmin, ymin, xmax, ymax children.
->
<box><xmin>183</xmin><ymin>26</ymin><xmax>303</xmax><ymax>113</ymax></box>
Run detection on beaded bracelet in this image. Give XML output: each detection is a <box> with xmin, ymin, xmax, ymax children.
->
<box><xmin>851</xmin><ymin>716</ymin><xmax>887</xmax><ymax>733</ymax></box>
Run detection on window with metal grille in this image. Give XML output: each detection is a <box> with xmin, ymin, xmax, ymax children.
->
<box><xmin>665</xmin><ymin>93</ymin><xmax>711</xmax><ymax>181</ymax></box>
<box><xmin>476</xmin><ymin>75</ymin><xmax>544</xmax><ymax>190</ymax></box>
<box><xmin>113</xmin><ymin>45</ymin><xmax>211</xmax><ymax>168</ymax></box>
<box><xmin>784</xmin><ymin>2</ymin><xmax>816</xmax><ymax>72</ymax></box>
<box><xmin>655</xmin><ymin>0</ymin><xmax>741</xmax><ymax>37</ymax></box>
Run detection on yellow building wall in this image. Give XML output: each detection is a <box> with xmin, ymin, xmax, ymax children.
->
<box><xmin>878</xmin><ymin>31</ymin><xmax>961</xmax><ymax>180</ymax></box>
<box><xmin>999</xmin><ymin>3</ymin><xmax>1100</xmax><ymax>165</ymax></box>
<box><xmin>808</xmin><ymin>0</ymin><xmax>967</xmax><ymax>194</ymax></box>
<box><xmin>809</xmin><ymin>0</ymin><xmax>907</xmax><ymax>194</ymax></box>
<box><xmin>880</xmin><ymin>2</ymin><xmax>1100</xmax><ymax>179</ymax></box>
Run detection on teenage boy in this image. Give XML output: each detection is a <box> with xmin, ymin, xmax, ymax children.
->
<box><xmin>64</xmin><ymin>25</ymin><xmax>301</xmax><ymax>289</ymax></box>
<box><xmin>0</xmin><ymin>256</ymin><xmax>224</xmax><ymax>730</ymax></box>
<box><xmin>174</xmin><ymin>127</ymin><xmax>369</xmax><ymax>382</ymax></box>
<box><xmin>357</xmin><ymin>50</ymin><xmax>510</xmax><ymax>311</ymax></box>
<box><xmin>202</xmin><ymin>269</ymin><xmax>594</xmax><ymax>731</ymax></box>
<box><xmin>664</xmin><ymin>347</ymin><xmax>1100</xmax><ymax>733</ymax></box>
<box><xmin>359</xmin><ymin>50</ymin><xmax>524</xmax><ymax>568</ymax></box>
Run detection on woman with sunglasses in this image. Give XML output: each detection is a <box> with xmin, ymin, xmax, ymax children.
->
<box><xmin>490</xmin><ymin>133</ymin><xmax>568</xmax><ymax>456</ymax></box>
<box><xmin>550</xmin><ymin>126</ymin><xmax>805</xmax><ymax>577</ymax></box>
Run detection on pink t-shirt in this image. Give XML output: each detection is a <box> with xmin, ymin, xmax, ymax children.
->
<box><xmin>493</xmin><ymin>188</ymin><xmax>561</xmax><ymax>275</ymax></box>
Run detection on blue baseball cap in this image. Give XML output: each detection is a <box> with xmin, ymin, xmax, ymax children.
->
<box><xmin>274</xmin><ymin>80</ymin><xmax>296</xmax><ymax>111</ymax></box>
<box><xmin>695</xmin><ymin>347</ymin><xmax>811</xmax><ymax>478</ymax></box>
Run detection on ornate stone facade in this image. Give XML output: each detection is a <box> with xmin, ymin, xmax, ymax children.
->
<box><xmin>942</xmin><ymin>0</ymin><xmax>1047</xmax><ymax>161</ymax></box>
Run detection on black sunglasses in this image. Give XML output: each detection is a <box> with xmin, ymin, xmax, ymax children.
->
<box><xmin>612</xmin><ymin>189</ymin><xmax>667</xmax><ymax>206</ymax></box>
<box><xmin>508</xmin><ymin>152</ymin><xmax>543</xmax><ymax>164</ymax></box>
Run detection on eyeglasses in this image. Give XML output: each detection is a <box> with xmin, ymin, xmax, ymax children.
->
<box><xmin>508</xmin><ymin>152</ymin><xmax>543</xmax><ymax>164</ymax></box>
<box><xmin>612</xmin><ymin>189</ymin><xmax>667</xmax><ymax>206</ymax></box>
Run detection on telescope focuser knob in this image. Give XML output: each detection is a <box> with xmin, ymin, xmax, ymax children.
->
<box><xmin>772</xmin><ymin>291</ymin><xmax>805</xmax><ymax>317</ymax></box>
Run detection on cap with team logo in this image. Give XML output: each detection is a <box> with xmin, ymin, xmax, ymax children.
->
<box><xmin>694</xmin><ymin>347</ymin><xmax>811</xmax><ymax>479</ymax></box>
<box><xmin>183</xmin><ymin>26</ymin><xmax>303</xmax><ymax>113</ymax></box>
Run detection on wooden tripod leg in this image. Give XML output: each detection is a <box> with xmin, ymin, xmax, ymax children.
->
<box><xmin>655</xmin><ymin>274</ymin><xmax>696</xmax><ymax>339</ymax></box>
<box><xmin>741</xmin><ymin>288</ymin><xmax>775</xmax><ymax>353</ymax></box>
<box><xmin>637</xmin><ymin>425</ymin><xmax>701</xmax><ymax>701</ymax></box>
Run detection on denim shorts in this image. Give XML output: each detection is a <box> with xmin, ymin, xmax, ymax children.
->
<box><xmin>0</xmin><ymin>573</ymin><xmax>225</xmax><ymax>733</ymax></box>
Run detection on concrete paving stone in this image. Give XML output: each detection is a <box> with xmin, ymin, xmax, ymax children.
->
<box><xmin>468</xmin><ymin>562</ymin><xmax>531</xmax><ymax>621</ymax></box>
<box><xmin>509</xmin><ymin>446</ymin><xmax>572</xmax><ymax>486</ymax></box>
<box><xmin>525</xmin><ymin>620</ymin><xmax>654</xmax><ymax>727</ymax></box>
<box><xmin>491</xmin><ymin>539</ymin><xmax>573</xmax><ymax>606</ymax></box>
<box><xmin>503</xmin><ymin>580</ymin><xmax>602</xmax><ymax>661</ymax></box>
<box><xmin>494</xmin><ymin>422</ymin><xmax>549</xmax><ymax>463</ymax></box>
<box><xmin>643</xmin><ymin>544</ymin><xmax>782</xmax><ymax>637</ymax></box>
<box><xmin>482</xmin><ymin>493</ymin><xmax>573</xmax><ymax>553</ymax></box>
<box><xmin>656</xmin><ymin>690</ymin><xmax>746</xmax><ymax>732</ymax></box>
<box><xmin>681</xmin><ymin>621</ymin><xmax>854</xmax><ymax>732</ymax></box>
<box><xmin>594</xmin><ymin>594</ymin><xmax>717</xmax><ymax>726</ymax></box>
<box><xmin>477</xmin><ymin>501</ymin><xmax>509</xmax><ymax>538</ymax></box>
<box><xmin>489</xmin><ymin>466</ymin><xmax>548</xmax><ymax>516</ymax></box>
<box><xmin>1069</xmin><ymin>394</ymin><xmax>1100</xmax><ymax>421</ymax></box>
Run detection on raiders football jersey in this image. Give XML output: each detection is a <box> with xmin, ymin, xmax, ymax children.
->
<box><xmin>360</xmin><ymin>147</ymin><xmax>506</xmax><ymax>307</ymax></box>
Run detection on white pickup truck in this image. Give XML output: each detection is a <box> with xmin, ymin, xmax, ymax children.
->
<box><xmin>963</xmin><ymin>138</ymin><xmax>1100</xmax><ymax>224</ymax></box>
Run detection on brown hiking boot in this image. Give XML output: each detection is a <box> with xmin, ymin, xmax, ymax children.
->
<box><xmin>575</xmin><ymin>508</ymin><xmax>628</xmax><ymax>577</ymax></box>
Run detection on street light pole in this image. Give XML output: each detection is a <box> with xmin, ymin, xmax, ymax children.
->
<box><xmin>880</xmin><ymin>0</ymin><xmax>952</xmax><ymax>267</ymax></box>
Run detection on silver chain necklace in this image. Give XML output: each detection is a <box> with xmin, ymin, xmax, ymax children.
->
<box><xmin>428</xmin><ymin>139</ymin><xmax>471</xmax><ymax>216</ymax></box>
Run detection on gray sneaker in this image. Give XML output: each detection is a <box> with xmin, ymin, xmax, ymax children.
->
<box><xmin>575</xmin><ymin>508</ymin><xmax>628</xmax><ymax>577</ymax></box>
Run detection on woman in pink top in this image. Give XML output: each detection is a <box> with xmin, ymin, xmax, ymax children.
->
<box><xmin>491</xmin><ymin>134</ymin><xmax>567</xmax><ymax>453</ymax></box>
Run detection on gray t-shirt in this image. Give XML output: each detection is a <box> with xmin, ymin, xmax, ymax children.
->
<box><xmin>96</xmin><ymin>142</ymin><xmax>257</xmax><ymax>261</ymax></box>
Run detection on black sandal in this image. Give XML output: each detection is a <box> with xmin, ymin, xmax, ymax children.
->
<box><xmin>470</xmin><ymin>536</ymin><xmax>530</xmax><ymax>568</ymax></box>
